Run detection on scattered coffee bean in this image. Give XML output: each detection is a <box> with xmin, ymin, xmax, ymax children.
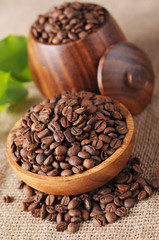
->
<box><xmin>11</xmin><ymin>91</ymin><xmax>127</xmax><ymax>176</ymax></box>
<box><xmin>31</xmin><ymin>2</ymin><xmax>108</xmax><ymax>44</ymax></box>
<box><xmin>17</xmin><ymin>156</ymin><xmax>157</xmax><ymax>233</ymax></box>
<box><xmin>151</xmin><ymin>178</ymin><xmax>159</xmax><ymax>189</ymax></box>
<box><xmin>2</xmin><ymin>195</ymin><xmax>13</xmax><ymax>203</ymax></box>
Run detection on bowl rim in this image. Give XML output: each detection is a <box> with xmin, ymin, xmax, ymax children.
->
<box><xmin>6</xmin><ymin>96</ymin><xmax>134</xmax><ymax>183</ymax></box>
<box><xmin>29</xmin><ymin>8</ymin><xmax>110</xmax><ymax>47</ymax></box>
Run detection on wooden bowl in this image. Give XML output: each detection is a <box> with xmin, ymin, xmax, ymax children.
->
<box><xmin>28</xmin><ymin>12</ymin><xmax>126</xmax><ymax>99</ymax></box>
<box><xmin>6</xmin><ymin>97</ymin><xmax>134</xmax><ymax>195</ymax></box>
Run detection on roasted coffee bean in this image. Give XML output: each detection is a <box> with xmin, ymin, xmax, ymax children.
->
<box><xmin>21</xmin><ymin>201</ymin><xmax>27</xmax><ymax>211</ymax></box>
<box><xmin>32</xmin><ymin>208</ymin><xmax>40</xmax><ymax>218</ymax></box>
<box><xmin>56</xmin><ymin>221</ymin><xmax>67</xmax><ymax>232</ymax></box>
<box><xmin>21</xmin><ymin>162</ymin><xmax>32</xmax><ymax>171</ymax></box>
<box><xmin>2</xmin><ymin>195</ymin><xmax>13</xmax><ymax>203</ymax></box>
<box><xmin>68</xmin><ymin>197</ymin><xmax>81</xmax><ymax>209</ymax></box>
<box><xmin>56</xmin><ymin>213</ymin><xmax>63</xmax><ymax>223</ymax></box>
<box><xmin>130</xmin><ymin>182</ymin><xmax>139</xmax><ymax>191</ymax></box>
<box><xmin>144</xmin><ymin>185</ymin><xmax>153</xmax><ymax>196</ymax></box>
<box><xmin>100</xmin><ymin>194</ymin><xmax>113</xmax><ymax>204</ymax></box>
<box><xmin>124</xmin><ymin>198</ymin><xmax>135</xmax><ymax>208</ymax></box>
<box><xmin>61</xmin><ymin>169</ymin><xmax>73</xmax><ymax>176</ymax></box>
<box><xmin>54</xmin><ymin>145</ymin><xmax>67</xmax><ymax>156</ymax></box>
<box><xmin>68</xmin><ymin>156</ymin><xmax>81</xmax><ymax>166</ymax></box>
<box><xmin>68</xmin><ymin>209</ymin><xmax>81</xmax><ymax>217</ymax></box>
<box><xmin>105</xmin><ymin>212</ymin><xmax>118</xmax><ymax>223</ymax></box>
<box><xmin>67</xmin><ymin>222</ymin><xmax>79</xmax><ymax>233</ymax></box>
<box><xmin>61</xmin><ymin>196</ymin><xmax>70</xmax><ymax>206</ymax></box>
<box><xmin>23</xmin><ymin>185</ymin><xmax>34</xmax><ymax>197</ymax></box>
<box><xmin>45</xmin><ymin>195</ymin><xmax>55</xmax><ymax>205</ymax></box>
<box><xmin>151</xmin><ymin>178</ymin><xmax>159</xmax><ymax>189</ymax></box>
<box><xmin>28</xmin><ymin>202</ymin><xmax>38</xmax><ymax>212</ymax></box>
<box><xmin>115</xmin><ymin>207</ymin><xmax>127</xmax><ymax>217</ymax></box>
<box><xmin>40</xmin><ymin>204</ymin><xmax>47</xmax><ymax>219</ymax></box>
<box><xmin>138</xmin><ymin>190</ymin><xmax>147</xmax><ymax>200</ymax></box>
<box><xmin>93</xmin><ymin>214</ymin><xmax>106</xmax><ymax>227</ymax></box>
<box><xmin>83</xmin><ymin>159</ymin><xmax>94</xmax><ymax>169</ymax></box>
<box><xmin>105</xmin><ymin>203</ymin><xmax>117</xmax><ymax>212</ymax></box>
<box><xmin>78</xmin><ymin>151</ymin><xmax>90</xmax><ymax>159</ymax></box>
<box><xmin>119</xmin><ymin>191</ymin><xmax>132</xmax><ymax>200</ymax></box>
<box><xmin>117</xmin><ymin>184</ymin><xmax>130</xmax><ymax>192</ymax></box>
<box><xmin>90</xmin><ymin>211</ymin><xmax>103</xmax><ymax>217</ymax></box>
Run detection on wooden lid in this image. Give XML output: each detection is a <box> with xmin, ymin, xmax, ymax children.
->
<box><xmin>97</xmin><ymin>42</ymin><xmax>154</xmax><ymax>115</ymax></box>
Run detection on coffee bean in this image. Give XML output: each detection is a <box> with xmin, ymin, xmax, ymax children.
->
<box><xmin>130</xmin><ymin>182</ymin><xmax>139</xmax><ymax>191</ymax></box>
<box><xmin>124</xmin><ymin>198</ymin><xmax>135</xmax><ymax>208</ymax></box>
<box><xmin>93</xmin><ymin>214</ymin><xmax>106</xmax><ymax>227</ymax></box>
<box><xmin>90</xmin><ymin>211</ymin><xmax>103</xmax><ymax>217</ymax></box>
<box><xmin>68</xmin><ymin>209</ymin><xmax>81</xmax><ymax>217</ymax></box>
<box><xmin>45</xmin><ymin>195</ymin><xmax>55</xmax><ymax>205</ymax></box>
<box><xmin>151</xmin><ymin>178</ymin><xmax>159</xmax><ymax>189</ymax></box>
<box><xmin>68</xmin><ymin>156</ymin><xmax>81</xmax><ymax>166</ymax></box>
<box><xmin>144</xmin><ymin>185</ymin><xmax>153</xmax><ymax>196</ymax></box>
<box><xmin>105</xmin><ymin>203</ymin><xmax>117</xmax><ymax>212</ymax></box>
<box><xmin>61</xmin><ymin>169</ymin><xmax>73</xmax><ymax>176</ymax></box>
<box><xmin>54</xmin><ymin>145</ymin><xmax>67</xmax><ymax>155</ymax></box>
<box><xmin>56</xmin><ymin>221</ymin><xmax>67</xmax><ymax>232</ymax></box>
<box><xmin>22</xmin><ymin>162</ymin><xmax>32</xmax><ymax>171</ymax></box>
<box><xmin>21</xmin><ymin>201</ymin><xmax>27</xmax><ymax>211</ymax></box>
<box><xmin>117</xmin><ymin>184</ymin><xmax>130</xmax><ymax>192</ymax></box>
<box><xmin>115</xmin><ymin>207</ymin><xmax>127</xmax><ymax>217</ymax></box>
<box><xmin>67</xmin><ymin>222</ymin><xmax>79</xmax><ymax>233</ymax></box>
<box><xmin>138</xmin><ymin>190</ymin><xmax>147</xmax><ymax>200</ymax></box>
<box><xmin>2</xmin><ymin>195</ymin><xmax>13</xmax><ymax>203</ymax></box>
<box><xmin>100</xmin><ymin>194</ymin><xmax>113</xmax><ymax>204</ymax></box>
<box><xmin>119</xmin><ymin>191</ymin><xmax>132</xmax><ymax>200</ymax></box>
<box><xmin>83</xmin><ymin>159</ymin><xmax>94</xmax><ymax>169</ymax></box>
<box><xmin>105</xmin><ymin>212</ymin><xmax>117</xmax><ymax>223</ymax></box>
<box><xmin>68</xmin><ymin>197</ymin><xmax>81</xmax><ymax>210</ymax></box>
<box><xmin>23</xmin><ymin>185</ymin><xmax>34</xmax><ymax>197</ymax></box>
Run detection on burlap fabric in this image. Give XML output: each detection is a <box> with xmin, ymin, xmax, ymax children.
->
<box><xmin>0</xmin><ymin>0</ymin><xmax>159</xmax><ymax>239</ymax></box>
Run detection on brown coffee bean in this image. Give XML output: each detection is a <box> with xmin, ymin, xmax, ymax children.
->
<box><xmin>68</xmin><ymin>156</ymin><xmax>81</xmax><ymax>166</ymax></box>
<box><xmin>100</xmin><ymin>194</ymin><xmax>113</xmax><ymax>204</ymax></box>
<box><xmin>61</xmin><ymin>196</ymin><xmax>70</xmax><ymax>206</ymax></box>
<box><xmin>105</xmin><ymin>203</ymin><xmax>117</xmax><ymax>212</ymax></box>
<box><xmin>56</xmin><ymin>213</ymin><xmax>63</xmax><ymax>223</ymax></box>
<box><xmin>40</xmin><ymin>204</ymin><xmax>47</xmax><ymax>219</ymax></box>
<box><xmin>21</xmin><ymin>162</ymin><xmax>32</xmax><ymax>171</ymax></box>
<box><xmin>105</xmin><ymin>212</ymin><xmax>118</xmax><ymax>223</ymax></box>
<box><xmin>78</xmin><ymin>151</ymin><xmax>90</xmax><ymax>159</ymax></box>
<box><xmin>124</xmin><ymin>198</ymin><xmax>135</xmax><ymax>208</ymax></box>
<box><xmin>2</xmin><ymin>195</ymin><xmax>13</xmax><ymax>203</ymax></box>
<box><xmin>138</xmin><ymin>190</ymin><xmax>147</xmax><ymax>200</ymax></box>
<box><xmin>68</xmin><ymin>197</ymin><xmax>81</xmax><ymax>209</ymax></box>
<box><xmin>23</xmin><ymin>185</ymin><xmax>34</xmax><ymax>197</ymax></box>
<box><xmin>28</xmin><ymin>202</ymin><xmax>38</xmax><ymax>212</ymax></box>
<box><xmin>67</xmin><ymin>222</ymin><xmax>79</xmax><ymax>233</ymax></box>
<box><xmin>93</xmin><ymin>214</ymin><xmax>106</xmax><ymax>227</ymax></box>
<box><xmin>82</xmin><ymin>209</ymin><xmax>90</xmax><ymax>221</ymax></box>
<box><xmin>137</xmin><ymin>177</ymin><xmax>147</xmax><ymax>188</ymax></box>
<box><xmin>56</xmin><ymin>221</ymin><xmax>67</xmax><ymax>232</ymax></box>
<box><xmin>68</xmin><ymin>209</ymin><xmax>81</xmax><ymax>217</ymax></box>
<box><xmin>83</xmin><ymin>159</ymin><xmax>94</xmax><ymax>169</ymax></box>
<box><xmin>43</xmin><ymin>155</ymin><xmax>53</xmax><ymax>165</ymax></box>
<box><xmin>84</xmin><ymin>145</ymin><xmax>97</xmax><ymax>155</ymax></box>
<box><xmin>151</xmin><ymin>178</ymin><xmax>159</xmax><ymax>189</ymax></box>
<box><xmin>119</xmin><ymin>191</ymin><xmax>132</xmax><ymax>200</ymax></box>
<box><xmin>130</xmin><ymin>182</ymin><xmax>139</xmax><ymax>191</ymax></box>
<box><xmin>32</xmin><ymin>208</ymin><xmax>40</xmax><ymax>218</ymax></box>
<box><xmin>144</xmin><ymin>185</ymin><xmax>153</xmax><ymax>196</ymax></box>
<box><xmin>61</xmin><ymin>169</ymin><xmax>73</xmax><ymax>176</ymax></box>
<box><xmin>64</xmin><ymin>213</ymin><xmax>71</xmax><ymax>223</ymax></box>
<box><xmin>90</xmin><ymin>211</ymin><xmax>103</xmax><ymax>217</ymax></box>
<box><xmin>45</xmin><ymin>195</ymin><xmax>55</xmax><ymax>205</ymax></box>
<box><xmin>53</xmin><ymin>130</ymin><xmax>64</xmax><ymax>142</ymax></box>
<box><xmin>95</xmin><ymin>120</ymin><xmax>106</xmax><ymax>133</ymax></box>
<box><xmin>115</xmin><ymin>207</ymin><xmax>127</xmax><ymax>217</ymax></box>
<box><xmin>153</xmin><ymin>167</ymin><xmax>159</xmax><ymax>177</ymax></box>
<box><xmin>110</xmin><ymin>138</ymin><xmax>122</xmax><ymax>150</ymax></box>
<box><xmin>117</xmin><ymin>184</ymin><xmax>130</xmax><ymax>192</ymax></box>
<box><xmin>54</xmin><ymin>145</ymin><xmax>67</xmax><ymax>156</ymax></box>
<box><xmin>21</xmin><ymin>201</ymin><xmax>27</xmax><ymax>211</ymax></box>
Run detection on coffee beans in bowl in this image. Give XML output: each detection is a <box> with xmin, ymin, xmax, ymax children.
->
<box><xmin>10</xmin><ymin>91</ymin><xmax>128</xmax><ymax>177</ymax></box>
<box><xmin>31</xmin><ymin>2</ymin><xmax>107</xmax><ymax>44</ymax></box>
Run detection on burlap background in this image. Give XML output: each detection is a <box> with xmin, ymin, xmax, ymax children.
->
<box><xmin>0</xmin><ymin>0</ymin><xmax>159</xmax><ymax>239</ymax></box>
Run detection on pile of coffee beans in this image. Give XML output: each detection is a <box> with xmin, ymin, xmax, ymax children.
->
<box><xmin>31</xmin><ymin>2</ymin><xmax>107</xmax><ymax>44</ymax></box>
<box><xmin>18</xmin><ymin>156</ymin><xmax>158</xmax><ymax>233</ymax></box>
<box><xmin>10</xmin><ymin>91</ymin><xmax>127</xmax><ymax>176</ymax></box>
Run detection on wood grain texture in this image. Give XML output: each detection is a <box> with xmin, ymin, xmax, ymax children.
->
<box><xmin>6</xmin><ymin>96</ymin><xmax>134</xmax><ymax>195</ymax></box>
<box><xmin>97</xmin><ymin>42</ymin><xmax>154</xmax><ymax>115</ymax></box>
<box><xmin>28</xmin><ymin>13</ymin><xmax>126</xmax><ymax>99</ymax></box>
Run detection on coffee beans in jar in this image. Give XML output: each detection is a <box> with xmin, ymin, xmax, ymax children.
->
<box><xmin>10</xmin><ymin>91</ymin><xmax>128</xmax><ymax>176</ymax></box>
<box><xmin>31</xmin><ymin>2</ymin><xmax>108</xmax><ymax>44</ymax></box>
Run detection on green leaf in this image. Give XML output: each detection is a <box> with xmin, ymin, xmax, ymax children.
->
<box><xmin>12</xmin><ymin>63</ymin><xmax>32</xmax><ymax>82</ymax></box>
<box><xmin>0</xmin><ymin>35</ymin><xmax>28</xmax><ymax>74</ymax></box>
<box><xmin>0</xmin><ymin>70</ymin><xmax>28</xmax><ymax>110</ymax></box>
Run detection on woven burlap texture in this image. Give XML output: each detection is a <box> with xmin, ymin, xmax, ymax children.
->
<box><xmin>0</xmin><ymin>0</ymin><xmax>159</xmax><ymax>239</ymax></box>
